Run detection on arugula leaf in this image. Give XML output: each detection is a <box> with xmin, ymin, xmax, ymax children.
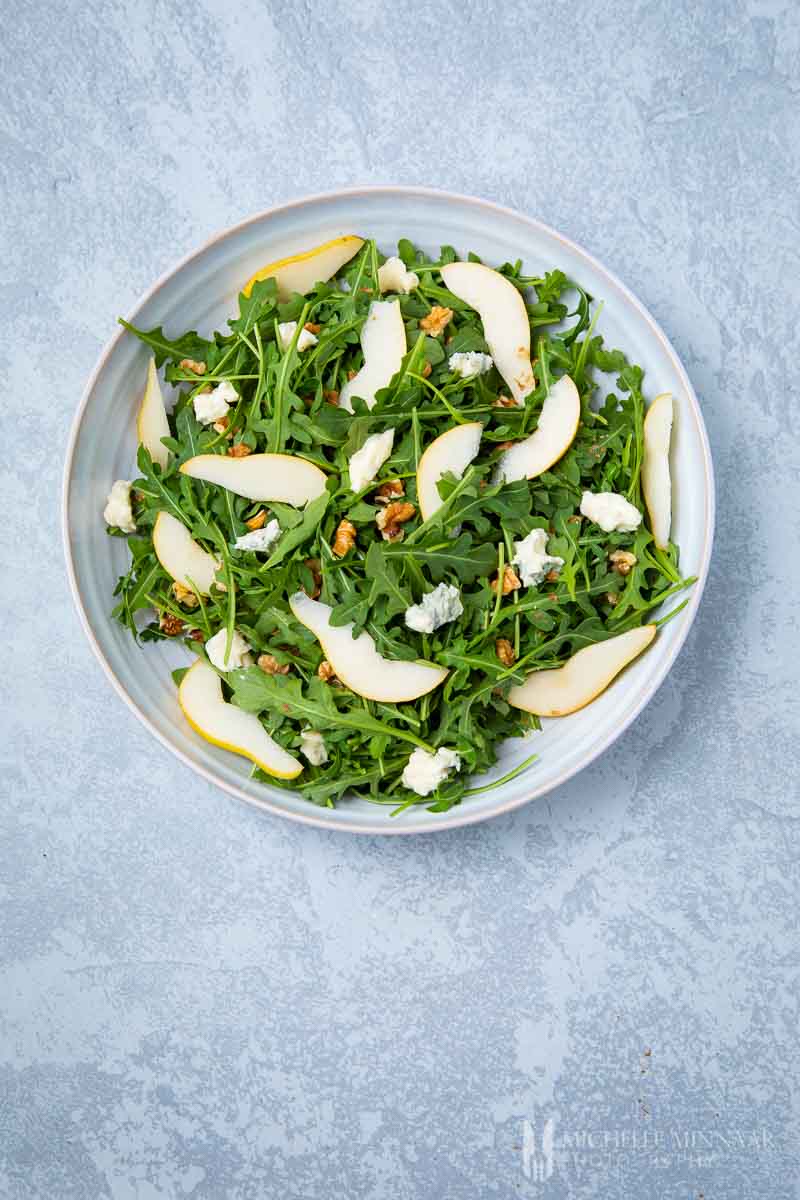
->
<box><xmin>119</xmin><ymin>318</ymin><xmax>212</xmax><ymax>367</ymax></box>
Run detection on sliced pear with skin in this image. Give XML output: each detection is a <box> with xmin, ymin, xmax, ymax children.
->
<box><xmin>180</xmin><ymin>453</ymin><xmax>327</xmax><ymax>504</ymax></box>
<box><xmin>417</xmin><ymin>421</ymin><xmax>483</xmax><ymax>521</ymax></box>
<box><xmin>289</xmin><ymin>592</ymin><xmax>447</xmax><ymax>702</ymax></box>
<box><xmin>642</xmin><ymin>392</ymin><xmax>674</xmax><ymax>550</ymax></box>
<box><xmin>440</xmin><ymin>260</ymin><xmax>535</xmax><ymax>403</ymax></box>
<box><xmin>153</xmin><ymin>511</ymin><xmax>220</xmax><ymax>594</ymax></box>
<box><xmin>494</xmin><ymin>375</ymin><xmax>581</xmax><ymax>484</ymax></box>
<box><xmin>136</xmin><ymin>357</ymin><xmax>171</xmax><ymax>470</ymax></box>
<box><xmin>508</xmin><ymin>625</ymin><xmax>656</xmax><ymax>717</ymax></box>
<box><xmin>243</xmin><ymin>235</ymin><xmax>364</xmax><ymax>301</ymax></box>
<box><xmin>339</xmin><ymin>300</ymin><xmax>406</xmax><ymax>413</ymax></box>
<box><xmin>179</xmin><ymin>659</ymin><xmax>302</xmax><ymax>779</ymax></box>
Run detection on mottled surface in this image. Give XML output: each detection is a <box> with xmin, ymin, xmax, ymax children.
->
<box><xmin>2</xmin><ymin>0</ymin><xmax>799</xmax><ymax>1196</ymax></box>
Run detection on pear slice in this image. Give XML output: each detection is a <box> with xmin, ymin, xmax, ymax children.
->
<box><xmin>153</xmin><ymin>511</ymin><xmax>220</xmax><ymax>594</ymax></box>
<box><xmin>494</xmin><ymin>375</ymin><xmax>581</xmax><ymax>484</ymax></box>
<box><xmin>179</xmin><ymin>659</ymin><xmax>302</xmax><ymax>779</ymax></box>
<box><xmin>339</xmin><ymin>301</ymin><xmax>406</xmax><ymax>412</ymax></box>
<box><xmin>642</xmin><ymin>392</ymin><xmax>674</xmax><ymax>550</ymax></box>
<box><xmin>289</xmin><ymin>592</ymin><xmax>447</xmax><ymax>702</ymax></box>
<box><xmin>416</xmin><ymin>422</ymin><xmax>483</xmax><ymax>521</ymax></box>
<box><xmin>180</xmin><ymin>453</ymin><xmax>327</xmax><ymax>504</ymax></box>
<box><xmin>440</xmin><ymin>261</ymin><xmax>535</xmax><ymax>403</ymax></box>
<box><xmin>136</xmin><ymin>357</ymin><xmax>170</xmax><ymax>470</ymax></box>
<box><xmin>508</xmin><ymin>625</ymin><xmax>656</xmax><ymax>717</ymax></box>
<box><xmin>243</xmin><ymin>235</ymin><xmax>364</xmax><ymax>301</ymax></box>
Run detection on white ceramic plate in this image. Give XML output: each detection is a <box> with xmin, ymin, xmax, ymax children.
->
<box><xmin>63</xmin><ymin>187</ymin><xmax>714</xmax><ymax>835</ymax></box>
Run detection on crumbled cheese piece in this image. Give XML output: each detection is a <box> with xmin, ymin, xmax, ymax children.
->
<box><xmin>103</xmin><ymin>480</ymin><xmax>136</xmax><ymax>532</ymax></box>
<box><xmin>205</xmin><ymin>628</ymin><xmax>252</xmax><ymax>672</ymax></box>
<box><xmin>300</xmin><ymin>729</ymin><xmax>329</xmax><ymax>766</ymax></box>
<box><xmin>448</xmin><ymin>351</ymin><xmax>494</xmax><ymax>379</ymax></box>
<box><xmin>512</xmin><ymin>528</ymin><xmax>565</xmax><ymax>587</ymax></box>
<box><xmin>277</xmin><ymin>321</ymin><xmax>318</xmax><ymax>352</ymax></box>
<box><xmin>404</xmin><ymin>583</ymin><xmax>463</xmax><ymax>634</ymax></box>
<box><xmin>378</xmin><ymin>255</ymin><xmax>419</xmax><ymax>294</ymax></box>
<box><xmin>348</xmin><ymin>429</ymin><xmax>395</xmax><ymax>493</ymax></box>
<box><xmin>194</xmin><ymin>379</ymin><xmax>238</xmax><ymax>425</ymax></box>
<box><xmin>401</xmin><ymin>747</ymin><xmax>461</xmax><ymax>797</ymax></box>
<box><xmin>233</xmin><ymin>518</ymin><xmax>282</xmax><ymax>553</ymax></box>
<box><xmin>580</xmin><ymin>490</ymin><xmax>642</xmax><ymax>533</ymax></box>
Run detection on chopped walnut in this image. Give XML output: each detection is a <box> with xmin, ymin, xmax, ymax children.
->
<box><xmin>179</xmin><ymin>358</ymin><xmax>206</xmax><ymax>375</ymax></box>
<box><xmin>188</xmin><ymin>628</ymin><xmax>205</xmax><ymax>642</ymax></box>
<box><xmin>373</xmin><ymin>478</ymin><xmax>405</xmax><ymax>505</ymax></box>
<box><xmin>159</xmin><ymin>613</ymin><xmax>185</xmax><ymax>636</ymax></box>
<box><xmin>324</xmin><ymin>389</ymin><xmax>339</xmax><ymax>406</ymax></box>
<box><xmin>212</xmin><ymin>415</ymin><xmax>231</xmax><ymax>435</ymax></box>
<box><xmin>304</xmin><ymin>322</ymin><xmax>321</xmax><ymax>334</ymax></box>
<box><xmin>545</xmin><ymin>568</ymin><xmax>561</xmax><ymax>583</ymax></box>
<box><xmin>303</xmin><ymin>557</ymin><xmax>322</xmax><ymax>599</ymax></box>
<box><xmin>245</xmin><ymin>509</ymin><xmax>268</xmax><ymax>530</ymax></box>
<box><xmin>258</xmin><ymin>653</ymin><xmax>290</xmax><ymax>676</ymax></box>
<box><xmin>496</xmin><ymin>440</ymin><xmax>516</xmax><ymax>451</ymax></box>
<box><xmin>332</xmin><ymin>519</ymin><xmax>357</xmax><ymax>557</ymax></box>
<box><xmin>375</xmin><ymin>500</ymin><xmax>415</xmax><ymax>542</ymax></box>
<box><xmin>609</xmin><ymin>549</ymin><xmax>638</xmax><ymax>575</ymax></box>
<box><xmin>606</xmin><ymin>592</ymin><xmax>620</xmax><ymax>607</ymax></box>
<box><xmin>422</xmin><ymin>360</ymin><xmax>432</xmax><ymax>378</ymax></box>
<box><xmin>347</xmin><ymin>369</ymin><xmax>358</xmax><ymax>381</ymax></box>
<box><xmin>495</xmin><ymin>637</ymin><xmax>516</xmax><ymax>666</ymax></box>
<box><xmin>420</xmin><ymin>305</ymin><xmax>453</xmax><ymax>337</ymax></box>
<box><xmin>494</xmin><ymin>394</ymin><xmax>521</xmax><ymax>408</ymax></box>
<box><xmin>567</xmin><ymin>514</ymin><xmax>582</xmax><ymax>525</ymax></box>
<box><xmin>491</xmin><ymin>564</ymin><xmax>521</xmax><ymax>595</ymax></box>
<box><xmin>171</xmin><ymin>580</ymin><xmax>199</xmax><ymax>609</ymax></box>
<box><xmin>317</xmin><ymin>659</ymin><xmax>336</xmax><ymax>682</ymax></box>
<box><xmin>227</xmin><ymin>441</ymin><xmax>253</xmax><ymax>458</ymax></box>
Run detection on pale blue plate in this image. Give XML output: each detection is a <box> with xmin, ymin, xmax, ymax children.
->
<box><xmin>62</xmin><ymin>187</ymin><xmax>714</xmax><ymax>834</ymax></box>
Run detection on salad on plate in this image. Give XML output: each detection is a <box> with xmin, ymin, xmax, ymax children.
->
<box><xmin>104</xmin><ymin>234</ymin><xmax>692</xmax><ymax>815</ymax></box>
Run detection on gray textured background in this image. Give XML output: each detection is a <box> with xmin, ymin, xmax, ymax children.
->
<box><xmin>2</xmin><ymin>1</ymin><xmax>799</xmax><ymax>1197</ymax></box>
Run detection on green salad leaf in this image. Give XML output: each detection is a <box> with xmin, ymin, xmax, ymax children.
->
<box><xmin>109</xmin><ymin>238</ymin><xmax>693</xmax><ymax>814</ymax></box>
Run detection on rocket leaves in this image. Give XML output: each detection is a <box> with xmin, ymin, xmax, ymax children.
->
<box><xmin>109</xmin><ymin>235</ymin><xmax>692</xmax><ymax>816</ymax></box>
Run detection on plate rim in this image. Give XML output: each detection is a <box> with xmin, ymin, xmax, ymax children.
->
<box><xmin>61</xmin><ymin>184</ymin><xmax>715</xmax><ymax>835</ymax></box>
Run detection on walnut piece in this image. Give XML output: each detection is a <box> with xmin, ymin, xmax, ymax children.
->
<box><xmin>179</xmin><ymin>358</ymin><xmax>206</xmax><ymax>375</ymax></box>
<box><xmin>375</xmin><ymin>501</ymin><xmax>415</xmax><ymax>542</ymax></box>
<box><xmin>420</xmin><ymin>305</ymin><xmax>453</xmax><ymax>337</ymax></box>
<box><xmin>159</xmin><ymin>613</ymin><xmax>185</xmax><ymax>636</ymax></box>
<box><xmin>304</xmin><ymin>322</ymin><xmax>322</xmax><ymax>334</ymax></box>
<box><xmin>171</xmin><ymin>580</ymin><xmax>200</xmax><ymax>609</ymax></box>
<box><xmin>332</xmin><ymin>519</ymin><xmax>357</xmax><ymax>557</ymax></box>
<box><xmin>421</xmin><ymin>361</ymin><xmax>432</xmax><ymax>378</ymax></box>
<box><xmin>227</xmin><ymin>442</ymin><xmax>252</xmax><ymax>458</ymax></box>
<box><xmin>258</xmin><ymin>653</ymin><xmax>290</xmax><ymax>676</ymax></box>
<box><xmin>245</xmin><ymin>509</ymin><xmax>268</xmax><ymax>530</ymax></box>
<box><xmin>609</xmin><ymin>549</ymin><xmax>638</xmax><ymax>575</ymax></box>
<box><xmin>317</xmin><ymin>659</ymin><xmax>335</xmax><ymax>682</ymax></box>
<box><xmin>212</xmin><ymin>415</ymin><xmax>230</xmax><ymax>435</ymax></box>
<box><xmin>494</xmin><ymin>394</ymin><xmax>520</xmax><ymax>408</ymax></box>
<box><xmin>373</xmin><ymin>479</ymin><xmax>405</xmax><ymax>505</ymax></box>
<box><xmin>303</xmin><ymin>557</ymin><xmax>322</xmax><ymax>599</ymax></box>
<box><xmin>324</xmin><ymin>389</ymin><xmax>339</xmax><ymax>406</ymax></box>
<box><xmin>188</xmin><ymin>628</ymin><xmax>205</xmax><ymax>642</ymax></box>
<box><xmin>491</xmin><ymin>564</ymin><xmax>522</xmax><ymax>595</ymax></box>
<box><xmin>606</xmin><ymin>592</ymin><xmax>620</xmax><ymax>607</ymax></box>
<box><xmin>495</xmin><ymin>637</ymin><xmax>516</xmax><ymax>666</ymax></box>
